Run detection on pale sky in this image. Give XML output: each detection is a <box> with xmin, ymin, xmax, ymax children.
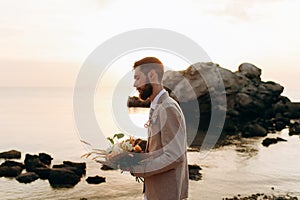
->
<box><xmin>0</xmin><ymin>0</ymin><xmax>299</xmax><ymax>100</ymax></box>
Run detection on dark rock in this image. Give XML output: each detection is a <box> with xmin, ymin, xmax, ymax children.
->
<box><xmin>48</xmin><ymin>168</ymin><xmax>81</xmax><ymax>188</ymax></box>
<box><xmin>188</xmin><ymin>164</ymin><xmax>202</xmax><ymax>181</ymax></box>
<box><xmin>16</xmin><ymin>172</ymin><xmax>39</xmax><ymax>183</ymax></box>
<box><xmin>262</xmin><ymin>137</ymin><xmax>287</xmax><ymax>147</ymax></box>
<box><xmin>24</xmin><ymin>154</ymin><xmax>47</xmax><ymax>172</ymax></box>
<box><xmin>38</xmin><ymin>153</ymin><xmax>53</xmax><ymax>166</ymax></box>
<box><xmin>188</xmin><ymin>164</ymin><xmax>202</xmax><ymax>171</ymax></box>
<box><xmin>0</xmin><ymin>160</ymin><xmax>24</xmax><ymax>177</ymax></box>
<box><xmin>34</xmin><ymin>167</ymin><xmax>51</xmax><ymax>179</ymax></box>
<box><xmin>277</xmin><ymin>137</ymin><xmax>287</xmax><ymax>142</ymax></box>
<box><xmin>275</xmin><ymin>120</ymin><xmax>288</xmax><ymax>131</ymax></box>
<box><xmin>86</xmin><ymin>175</ymin><xmax>106</xmax><ymax>184</ymax></box>
<box><xmin>236</xmin><ymin>93</ymin><xmax>252</xmax><ymax>108</ymax></box>
<box><xmin>289</xmin><ymin>122</ymin><xmax>300</xmax><ymax>136</ymax></box>
<box><xmin>53</xmin><ymin>165</ymin><xmax>85</xmax><ymax>177</ymax></box>
<box><xmin>127</xmin><ymin>96</ymin><xmax>150</xmax><ymax>107</ymax></box>
<box><xmin>0</xmin><ymin>160</ymin><xmax>25</xmax><ymax>169</ymax></box>
<box><xmin>238</xmin><ymin>63</ymin><xmax>261</xmax><ymax>80</ymax></box>
<box><xmin>125</xmin><ymin>61</ymin><xmax>299</xmax><ymax>145</ymax></box>
<box><xmin>0</xmin><ymin>166</ymin><xmax>23</xmax><ymax>177</ymax></box>
<box><xmin>53</xmin><ymin>161</ymin><xmax>86</xmax><ymax>177</ymax></box>
<box><xmin>63</xmin><ymin>161</ymin><xmax>86</xmax><ymax>171</ymax></box>
<box><xmin>101</xmin><ymin>164</ymin><xmax>115</xmax><ymax>170</ymax></box>
<box><xmin>260</xmin><ymin>81</ymin><xmax>284</xmax><ymax>96</ymax></box>
<box><xmin>242</xmin><ymin>124</ymin><xmax>267</xmax><ymax>138</ymax></box>
<box><xmin>0</xmin><ymin>150</ymin><xmax>21</xmax><ymax>159</ymax></box>
<box><xmin>287</xmin><ymin>102</ymin><xmax>300</xmax><ymax>119</ymax></box>
<box><xmin>262</xmin><ymin>138</ymin><xmax>278</xmax><ymax>147</ymax></box>
<box><xmin>224</xmin><ymin>193</ymin><xmax>298</xmax><ymax>200</ymax></box>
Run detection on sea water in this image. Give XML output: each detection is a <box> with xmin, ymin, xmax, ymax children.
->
<box><xmin>0</xmin><ymin>87</ymin><xmax>300</xmax><ymax>199</ymax></box>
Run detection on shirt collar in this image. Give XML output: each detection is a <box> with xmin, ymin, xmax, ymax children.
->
<box><xmin>150</xmin><ymin>89</ymin><xmax>167</xmax><ymax>110</ymax></box>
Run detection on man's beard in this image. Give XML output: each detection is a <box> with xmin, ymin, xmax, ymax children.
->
<box><xmin>139</xmin><ymin>83</ymin><xmax>153</xmax><ymax>101</ymax></box>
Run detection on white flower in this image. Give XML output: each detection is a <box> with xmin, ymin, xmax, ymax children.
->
<box><xmin>120</xmin><ymin>141</ymin><xmax>133</xmax><ymax>152</ymax></box>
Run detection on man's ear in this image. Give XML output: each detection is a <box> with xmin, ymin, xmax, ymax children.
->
<box><xmin>148</xmin><ymin>69</ymin><xmax>157</xmax><ymax>82</ymax></box>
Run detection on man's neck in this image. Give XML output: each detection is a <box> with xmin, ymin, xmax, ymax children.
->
<box><xmin>149</xmin><ymin>84</ymin><xmax>163</xmax><ymax>102</ymax></box>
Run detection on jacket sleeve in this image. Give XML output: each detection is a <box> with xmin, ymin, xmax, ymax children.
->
<box><xmin>132</xmin><ymin>104</ymin><xmax>187</xmax><ymax>178</ymax></box>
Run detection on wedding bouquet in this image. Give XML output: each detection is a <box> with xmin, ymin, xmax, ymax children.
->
<box><xmin>82</xmin><ymin>133</ymin><xmax>147</xmax><ymax>170</ymax></box>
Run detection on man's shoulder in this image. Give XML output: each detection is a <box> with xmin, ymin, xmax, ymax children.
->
<box><xmin>160</xmin><ymin>95</ymin><xmax>181</xmax><ymax>111</ymax></box>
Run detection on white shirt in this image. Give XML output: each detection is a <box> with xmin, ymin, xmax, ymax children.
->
<box><xmin>150</xmin><ymin>89</ymin><xmax>167</xmax><ymax>110</ymax></box>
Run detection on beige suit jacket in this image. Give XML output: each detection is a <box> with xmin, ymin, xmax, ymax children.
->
<box><xmin>133</xmin><ymin>92</ymin><xmax>189</xmax><ymax>200</ymax></box>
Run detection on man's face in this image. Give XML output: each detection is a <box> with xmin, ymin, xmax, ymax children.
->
<box><xmin>133</xmin><ymin>67</ymin><xmax>153</xmax><ymax>101</ymax></box>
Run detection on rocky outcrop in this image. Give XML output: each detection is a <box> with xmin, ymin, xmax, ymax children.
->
<box><xmin>24</xmin><ymin>154</ymin><xmax>48</xmax><ymax>172</ymax></box>
<box><xmin>53</xmin><ymin>161</ymin><xmax>86</xmax><ymax>177</ymax></box>
<box><xmin>16</xmin><ymin>172</ymin><xmax>39</xmax><ymax>184</ymax></box>
<box><xmin>289</xmin><ymin>121</ymin><xmax>300</xmax><ymax>135</ymax></box>
<box><xmin>101</xmin><ymin>164</ymin><xmax>114</xmax><ymax>170</ymax></box>
<box><xmin>287</xmin><ymin>103</ymin><xmax>300</xmax><ymax>119</ymax></box>
<box><xmin>0</xmin><ymin>161</ymin><xmax>25</xmax><ymax>177</ymax></box>
<box><xmin>38</xmin><ymin>153</ymin><xmax>53</xmax><ymax>166</ymax></box>
<box><xmin>0</xmin><ymin>150</ymin><xmax>21</xmax><ymax>159</ymax></box>
<box><xmin>188</xmin><ymin>164</ymin><xmax>202</xmax><ymax>181</ymax></box>
<box><xmin>0</xmin><ymin>166</ymin><xmax>23</xmax><ymax>177</ymax></box>
<box><xmin>127</xmin><ymin>96</ymin><xmax>150</xmax><ymax>107</ymax></box>
<box><xmin>0</xmin><ymin>160</ymin><xmax>25</xmax><ymax>169</ymax></box>
<box><xmin>0</xmin><ymin>151</ymin><xmax>87</xmax><ymax>188</ymax></box>
<box><xmin>34</xmin><ymin>167</ymin><xmax>51</xmax><ymax>179</ymax></box>
<box><xmin>262</xmin><ymin>137</ymin><xmax>287</xmax><ymax>147</ymax></box>
<box><xmin>86</xmin><ymin>175</ymin><xmax>106</xmax><ymax>184</ymax></box>
<box><xmin>242</xmin><ymin>124</ymin><xmax>267</xmax><ymax>138</ymax></box>
<box><xmin>49</xmin><ymin>161</ymin><xmax>86</xmax><ymax>187</ymax></box>
<box><xmin>160</xmin><ymin>62</ymin><xmax>299</xmax><ymax>146</ymax></box>
<box><xmin>48</xmin><ymin>168</ymin><xmax>81</xmax><ymax>188</ymax></box>
<box><xmin>224</xmin><ymin>193</ymin><xmax>298</xmax><ymax>200</ymax></box>
<box><xmin>127</xmin><ymin>62</ymin><xmax>299</xmax><ymax>145</ymax></box>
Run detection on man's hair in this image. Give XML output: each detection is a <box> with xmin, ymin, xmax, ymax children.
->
<box><xmin>133</xmin><ymin>57</ymin><xmax>164</xmax><ymax>82</ymax></box>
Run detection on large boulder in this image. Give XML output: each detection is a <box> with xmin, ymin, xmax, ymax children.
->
<box><xmin>161</xmin><ymin>62</ymin><xmax>294</xmax><ymax>146</ymax></box>
<box><xmin>129</xmin><ymin>61</ymin><xmax>297</xmax><ymax>146</ymax></box>
<box><xmin>188</xmin><ymin>164</ymin><xmax>202</xmax><ymax>181</ymax></box>
<box><xmin>53</xmin><ymin>161</ymin><xmax>86</xmax><ymax>177</ymax></box>
<box><xmin>86</xmin><ymin>175</ymin><xmax>106</xmax><ymax>184</ymax></box>
<box><xmin>24</xmin><ymin>154</ymin><xmax>47</xmax><ymax>172</ymax></box>
<box><xmin>16</xmin><ymin>172</ymin><xmax>39</xmax><ymax>184</ymax></box>
<box><xmin>238</xmin><ymin>63</ymin><xmax>261</xmax><ymax>80</ymax></box>
<box><xmin>48</xmin><ymin>168</ymin><xmax>81</xmax><ymax>188</ymax></box>
<box><xmin>127</xmin><ymin>96</ymin><xmax>150</xmax><ymax>107</ymax></box>
<box><xmin>289</xmin><ymin>122</ymin><xmax>300</xmax><ymax>136</ymax></box>
<box><xmin>0</xmin><ymin>150</ymin><xmax>21</xmax><ymax>159</ymax></box>
<box><xmin>0</xmin><ymin>160</ymin><xmax>24</xmax><ymax>177</ymax></box>
<box><xmin>0</xmin><ymin>166</ymin><xmax>23</xmax><ymax>177</ymax></box>
<box><xmin>34</xmin><ymin>167</ymin><xmax>51</xmax><ymax>179</ymax></box>
<box><xmin>38</xmin><ymin>153</ymin><xmax>53</xmax><ymax>166</ymax></box>
<box><xmin>262</xmin><ymin>137</ymin><xmax>287</xmax><ymax>147</ymax></box>
<box><xmin>100</xmin><ymin>164</ymin><xmax>115</xmax><ymax>170</ymax></box>
<box><xmin>242</xmin><ymin>124</ymin><xmax>268</xmax><ymax>138</ymax></box>
<box><xmin>0</xmin><ymin>160</ymin><xmax>25</xmax><ymax>169</ymax></box>
<box><xmin>164</xmin><ymin>62</ymin><xmax>236</xmax><ymax>102</ymax></box>
<box><xmin>287</xmin><ymin>103</ymin><xmax>300</xmax><ymax>119</ymax></box>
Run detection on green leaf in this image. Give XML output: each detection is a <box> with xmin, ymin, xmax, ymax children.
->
<box><xmin>113</xmin><ymin>133</ymin><xmax>124</xmax><ymax>139</ymax></box>
<box><xmin>107</xmin><ymin>137</ymin><xmax>114</xmax><ymax>145</ymax></box>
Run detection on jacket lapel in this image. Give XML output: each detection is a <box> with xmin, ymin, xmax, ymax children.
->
<box><xmin>145</xmin><ymin>92</ymin><xmax>169</xmax><ymax>152</ymax></box>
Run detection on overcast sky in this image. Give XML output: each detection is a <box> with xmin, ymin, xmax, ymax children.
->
<box><xmin>0</xmin><ymin>0</ymin><xmax>299</xmax><ymax>99</ymax></box>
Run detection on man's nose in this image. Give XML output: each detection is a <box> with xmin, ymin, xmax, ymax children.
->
<box><xmin>133</xmin><ymin>80</ymin><xmax>137</xmax><ymax>88</ymax></box>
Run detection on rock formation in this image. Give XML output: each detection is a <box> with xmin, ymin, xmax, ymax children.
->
<box><xmin>0</xmin><ymin>150</ymin><xmax>21</xmax><ymax>159</ymax></box>
<box><xmin>0</xmin><ymin>150</ymin><xmax>87</xmax><ymax>188</ymax></box>
<box><xmin>128</xmin><ymin>62</ymin><xmax>300</xmax><ymax>147</ymax></box>
<box><xmin>162</xmin><ymin>62</ymin><xmax>300</xmax><ymax>146</ymax></box>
